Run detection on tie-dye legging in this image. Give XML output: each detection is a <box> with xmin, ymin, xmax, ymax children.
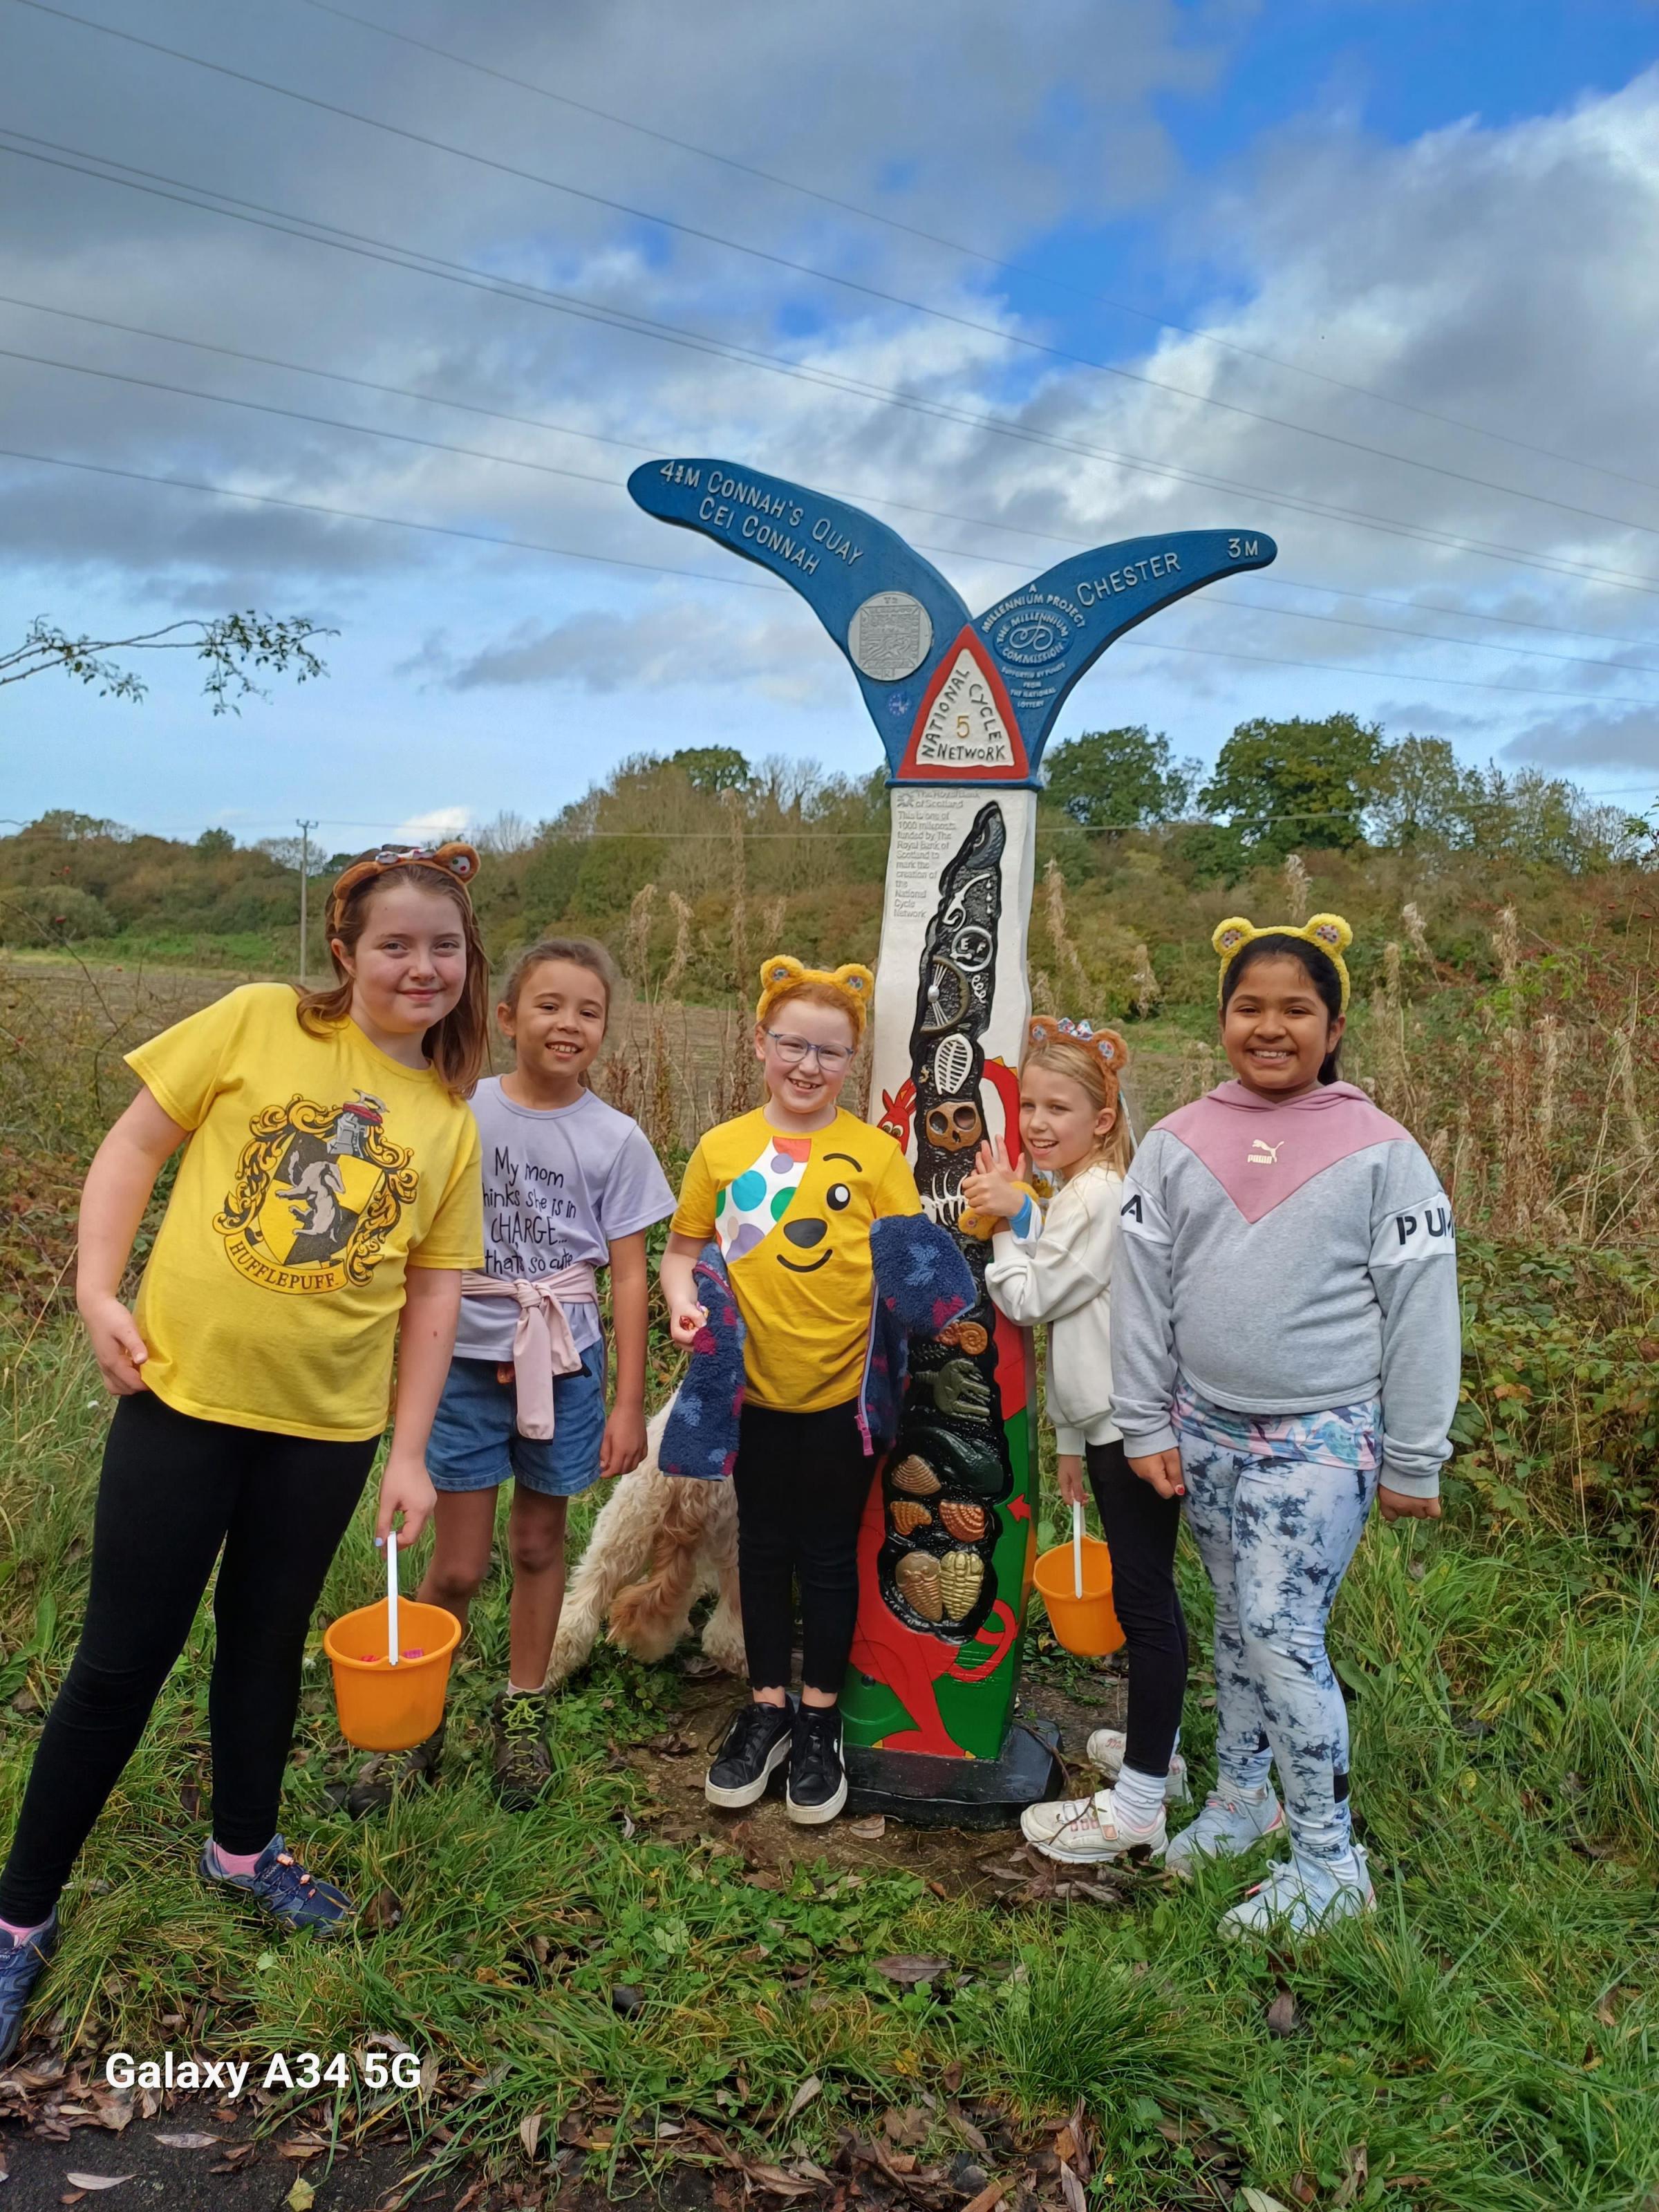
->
<box><xmin>1175</xmin><ymin>1397</ymin><xmax>1380</xmax><ymax>1862</ymax></box>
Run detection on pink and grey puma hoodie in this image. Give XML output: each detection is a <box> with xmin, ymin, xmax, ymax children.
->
<box><xmin>1112</xmin><ymin>1080</ymin><xmax>1459</xmax><ymax>1499</ymax></box>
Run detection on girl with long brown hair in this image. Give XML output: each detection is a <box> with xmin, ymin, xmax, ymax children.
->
<box><xmin>0</xmin><ymin>843</ymin><xmax>487</xmax><ymax>2058</ymax></box>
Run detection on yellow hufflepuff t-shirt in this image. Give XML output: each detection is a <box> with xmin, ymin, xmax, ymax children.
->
<box><xmin>126</xmin><ymin>983</ymin><xmax>483</xmax><ymax>1442</ymax></box>
<box><xmin>671</xmin><ymin>1106</ymin><xmax>921</xmax><ymax>1414</ymax></box>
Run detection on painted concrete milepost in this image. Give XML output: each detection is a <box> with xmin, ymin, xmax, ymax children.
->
<box><xmin>628</xmin><ymin>458</ymin><xmax>1275</xmax><ymax>1822</ymax></box>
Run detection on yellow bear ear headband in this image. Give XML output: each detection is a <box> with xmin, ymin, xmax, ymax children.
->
<box><xmin>756</xmin><ymin>954</ymin><xmax>875</xmax><ymax>1040</ymax></box>
<box><xmin>1212</xmin><ymin>912</ymin><xmax>1353</xmax><ymax>1014</ymax></box>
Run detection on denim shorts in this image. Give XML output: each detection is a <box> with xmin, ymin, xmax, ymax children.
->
<box><xmin>428</xmin><ymin>1344</ymin><xmax>607</xmax><ymax>1497</ymax></box>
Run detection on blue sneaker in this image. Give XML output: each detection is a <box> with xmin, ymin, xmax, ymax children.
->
<box><xmin>0</xmin><ymin>1911</ymin><xmax>58</xmax><ymax>2064</ymax></box>
<box><xmin>199</xmin><ymin>1837</ymin><xmax>353</xmax><ymax>1935</ymax></box>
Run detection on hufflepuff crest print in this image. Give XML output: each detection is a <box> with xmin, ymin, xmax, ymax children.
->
<box><xmin>214</xmin><ymin>1091</ymin><xmax>418</xmax><ymax>1293</ymax></box>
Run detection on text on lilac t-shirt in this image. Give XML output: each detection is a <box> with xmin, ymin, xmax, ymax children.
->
<box><xmin>453</xmin><ymin>1077</ymin><xmax>676</xmax><ymax>1362</ymax></box>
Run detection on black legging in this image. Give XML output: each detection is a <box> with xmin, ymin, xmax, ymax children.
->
<box><xmin>0</xmin><ymin>1391</ymin><xmax>375</xmax><ymax>1925</ymax></box>
<box><xmin>1087</xmin><ymin>1438</ymin><xmax>1190</xmax><ymax>1779</ymax></box>
<box><xmin>730</xmin><ymin>1400</ymin><xmax>873</xmax><ymax>1698</ymax></box>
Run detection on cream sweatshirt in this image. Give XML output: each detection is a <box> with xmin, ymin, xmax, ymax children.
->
<box><xmin>984</xmin><ymin>1162</ymin><xmax>1122</xmax><ymax>1453</ymax></box>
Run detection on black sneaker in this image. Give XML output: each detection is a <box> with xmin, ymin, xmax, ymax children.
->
<box><xmin>0</xmin><ymin>1911</ymin><xmax>57</xmax><ymax>2065</ymax></box>
<box><xmin>705</xmin><ymin>1700</ymin><xmax>794</xmax><ymax>1809</ymax></box>
<box><xmin>785</xmin><ymin>1704</ymin><xmax>847</xmax><ymax>1826</ymax></box>
<box><xmin>493</xmin><ymin>1691</ymin><xmax>553</xmax><ymax>1811</ymax></box>
<box><xmin>344</xmin><ymin>1719</ymin><xmax>445</xmax><ymax>1819</ymax></box>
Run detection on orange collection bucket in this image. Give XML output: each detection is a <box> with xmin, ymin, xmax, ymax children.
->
<box><xmin>1033</xmin><ymin>1530</ymin><xmax>1125</xmax><ymax>1658</ymax></box>
<box><xmin>324</xmin><ymin>1595</ymin><xmax>460</xmax><ymax>1752</ymax></box>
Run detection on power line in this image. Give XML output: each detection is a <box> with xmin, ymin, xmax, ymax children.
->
<box><xmin>5</xmin><ymin>135</ymin><xmax>1659</xmax><ymax>604</ymax></box>
<box><xmin>288</xmin><ymin>0</ymin><xmax>1659</xmax><ymax>507</ymax></box>
<box><xmin>0</xmin><ymin>440</ymin><xmax>776</xmax><ymax>586</ymax></box>
<box><xmin>10</xmin><ymin>286</ymin><xmax>1659</xmax><ymax>659</ymax></box>
<box><xmin>12</xmin><ymin>326</ymin><xmax>1659</xmax><ymax>692</ymax></box>
<box><xmin>14</xmin><ymin>0</ymin><xmax>1659</xmax><ymax>549</ymax></box>
<box><xmin>7</xmin><ymin>438</ymin><xmax>1659</xmax><ymax>711</ymax></box>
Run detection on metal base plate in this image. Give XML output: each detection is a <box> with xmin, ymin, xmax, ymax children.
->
<box><xmin>843</xmin><ymin>1716</ymin><xmax>1063</xmax><ymax>1829</ymax></box>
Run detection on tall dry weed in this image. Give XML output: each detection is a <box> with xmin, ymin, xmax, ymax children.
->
<box><xmin>1282</xmin><ymin>852</ymin><xmax>1311</xmax><ymax>924</ymax></box>
<box><xmin>1042</xmin><ymin>859</ymin><xmax>1091</xmax><ymax>1010</ymax></box>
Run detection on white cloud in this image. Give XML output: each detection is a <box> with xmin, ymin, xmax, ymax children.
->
<box><xmin>6</xmin><ymin>3</ymin><xmax>1659</xmax><ymax>831</ymax></box>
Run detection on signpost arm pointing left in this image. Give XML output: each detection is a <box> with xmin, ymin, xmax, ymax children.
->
<box><xmin>627</xmin><ymin>459</ymin><xmax>968</xmax><ymax>774</ymax></box>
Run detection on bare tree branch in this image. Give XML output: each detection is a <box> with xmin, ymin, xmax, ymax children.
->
<box><xmin>1</xmin><ymin>611</ymin><xmax>335</xmax><ymax>713</ymax></box>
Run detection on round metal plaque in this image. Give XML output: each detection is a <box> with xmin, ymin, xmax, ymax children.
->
<box><xmin>848</xmin><ymin>590</ymin><xmax>933</xmax><ymax>683</ymax></box>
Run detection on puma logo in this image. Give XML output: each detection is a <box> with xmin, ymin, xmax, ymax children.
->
<box><xmin>1247</xmin><ymin>1138</ymin><xmax>1283</xmax><ymax>1168</ymax></box>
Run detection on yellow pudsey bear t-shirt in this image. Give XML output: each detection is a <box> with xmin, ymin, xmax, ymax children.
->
<box><xmin>671</xmin><ymin>1106</ymin><xmax>921</xmax><ymax>1414</ymax></box>
<box><xmin>126</xmin><ymin>983</ymin><xmax>483</xmax><ymax>1442</ymax></box>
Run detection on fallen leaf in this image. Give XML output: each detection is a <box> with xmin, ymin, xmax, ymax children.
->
<box><xmin>1058</xmin><ymin>2161</ymin><xmax>1087</xmax><ymax>2212</ymax></box>
<box><xmin>849</xmin><ymin>1815</ymin><xmax>886</xmax><ymax>1839</ymax></box>
<box><xmin>519</xmin><ymin>2112</ymin><xmax>543</xmax><ymax>2158</ymax></box>
<box><xmin>286</xmin><ymin>2180</ymin><xmax>315</xmax><ymax>2212</ymax></box>
<box><xmin>1333</xmin><ymin>2145</ymin><xmax>1369</xmax><ymax>2209</ymax></box>
<box><xmin>1239</xmin><ymin>2192</ymin><xmax>1295</xmax><ymax>2212</ymax></box>
<box><xmin>786</xmin><ymin>2077</ymin><xmax>822</xmax><ymax>2122</ymax></box>
<box><xmin>655</xmin><ymin>2120</ymin><xmax>684</xmax><ymax>2139</ymax></box>
<box><xmin>1266</xmin><ymin>1988</ymin><xmax>1298</xmax><ymax>2038</ymax></box>
<box><xmin>740</xmin><ymin>2161</ymin><xmax>816</xmax><ymax>2196</ymax></box>
<box><xmin>960</xmin><ymin>2182</ymin><xmax>1009</xmax><ymax>2212</ymax></box>
<box><xmin>64</xmin><ymin>2182</ymin><xmax>133</xmax><ymax>2195</ymax></box>
<box><xmin>874</xmin><ymin>1954</ymin><xmax>949</xmax><ymax>1985</ymax></box>
<box><xmin>883</xmin><ymin>2106</ymin><xmax>929</xmax><ymax>2148</ymax></box>
<box><xmin>360</xmin><ymin>1884</ymin><xmax>402</xmax><ymax>1933</ymax></box>
<box><xmin>153</xmin><ymin>2133</ymin><xmax>220</xmax><ymax>2149</ymax></box>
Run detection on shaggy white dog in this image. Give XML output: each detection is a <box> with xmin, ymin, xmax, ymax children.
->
<box><xmin>548</xmin><ymin>1405</ymin><xmax>747</xmax><ymax>1685</ymax></box>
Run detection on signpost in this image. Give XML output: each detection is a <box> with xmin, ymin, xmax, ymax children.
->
<box><xmin>629</xmin><ymin>459</ymin><xmax>1275</xmax><ymax>1821</ymax></box>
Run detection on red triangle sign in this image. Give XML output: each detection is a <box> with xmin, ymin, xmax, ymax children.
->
<box><xmin>896</xmin><ymin>628</ymin><xmax>1031</xmax><ymax>782</ymax></box>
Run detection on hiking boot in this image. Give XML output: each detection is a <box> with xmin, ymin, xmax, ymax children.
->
<box><xmin>705</xmin><ymin>1700</ymin><xmax>794</xmax><ymax>1810</ymax></box>
<box><xmin>1083</xmin><ymin>1727</ymin><xmax>1190</xmax><ymax>1803</ymax></box>
<box><xmin>200</xmin><ymin>1836</ymin><xmax>353</xmax><ymax>1935</ymax></box>
<box><xmin>344</xmin><ymin>1719</ymin><xmax>446</xmax><ymax>1819</ymax></box>
<box><xmin>1021</xmin><ymin>1787</ymin><xmax>1166</xmax><ymax>1863</ymax></box>
<box><xmin>785</xmin><ymin>1704</ymin><xmax>847</xmax><ymax>1826</ymax></box>
<box><xmin>1165</xmin><ymin>1785</ymin><xmax>1286</xmax><ymax>1877</ymax></box>
<box><xmin>1219</xmin><ymin>1844</ymin><xmax>1374</xmax><ymax>1942</ymax></box>
<box><xmin>0</xmin><ymin>1912</ymin><xmax>57</xmax><ymax>2065</ymax></box>
<box><xmin>493</xmin><ymin>1691</ymin><xmax>553</xmax><ymax>1812</ymax></box>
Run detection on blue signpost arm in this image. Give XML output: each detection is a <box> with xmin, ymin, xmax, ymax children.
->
<box><xmin>630</xmin><ymin>460</ymin><xmax>1275</xmax><ymax>784</ymax></box>
<box><xmin>627</xmin><ymin>459</ymin><xmax>968</xmax><ymax>767</ymax></box>
<box><xmin>974</xmin><ymin>529</ymin><xmax>1277</xmax><ymax>764</ymax></box>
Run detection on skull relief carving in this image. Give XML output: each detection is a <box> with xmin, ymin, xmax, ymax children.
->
<box><xmin>924</xmin><ymin>1100</ymin><xmax>983</xmax><ymax>1154</ymax></box>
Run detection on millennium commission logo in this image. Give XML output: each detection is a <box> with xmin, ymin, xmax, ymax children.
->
<box><xmin>988</xmin><ymin>594</ymin><xmax>1078</xmax><ymax>668</ymax></box>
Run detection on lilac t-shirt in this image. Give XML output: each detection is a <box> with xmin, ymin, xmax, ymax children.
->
<box><xmin>453</xmin><ymin>1078</ymin><xmax>676</xmax><ymax>1362</ymax></box>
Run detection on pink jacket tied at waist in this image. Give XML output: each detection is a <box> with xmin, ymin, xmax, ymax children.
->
<box><xmin>460</xmin><ymin>1264</ymin><xmax>600</xmax><ymax>1439</ymax></box>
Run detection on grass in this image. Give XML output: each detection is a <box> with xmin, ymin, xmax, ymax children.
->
<box><xmin>3</xmin><ymin>937</ymin><xmax>1658</xmax><ymax>2209</ymax></box>
<box><xmin>2</xmin><ymin>1318</ymin><xmax>1657</xmax><ymax>2211</ymax></box>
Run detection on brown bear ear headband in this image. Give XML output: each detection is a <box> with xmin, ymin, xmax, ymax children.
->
<box><xmin>327</xmin><ymin>841</ymin><xmax>480</xmax><ymax>937</ymax></box>
<box><xmin>1026</xmin><ymin>1015</ymin><xmax>1130</xmax><ymax>1087</ymax></box>
<box><xmin>1212</xmin><ymin>912</ymin><xmax>1353</xmax><ymax>1013</ymax></box>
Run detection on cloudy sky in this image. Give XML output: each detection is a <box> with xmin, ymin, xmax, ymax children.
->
<box><xmin>3</xmin><ymin>0</ymin><xmax>1659</xmax><ymax>845</ymax></box>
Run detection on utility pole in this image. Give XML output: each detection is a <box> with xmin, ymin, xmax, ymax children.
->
<box><xmin>297</xmin><ymin>818</ymin><xmax>318</xmax><ymax>985</ymax></box>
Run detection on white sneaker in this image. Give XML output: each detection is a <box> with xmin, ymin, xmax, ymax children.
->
<box><xmin>1219</xmin><ymin>1845</ymin><xmax>1375</xmax><ymax>1942</ymax></box>
<box><xmin>1020</xmin><ymin>1786</ymin><xmax>1166</xmax><ymax>1864</ymax></box>
<box><xmin>1083</xmin><ymin>1728</ymin><xmax>1190</xmax><ymax>1803</ymax></box>
<box><xmin>1165</xmin><ymin>1786</ymin><xmax>1286</xmax><ymax>1876</ymax></box>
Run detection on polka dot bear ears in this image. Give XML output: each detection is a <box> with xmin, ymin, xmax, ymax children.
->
<box><xmin>755</xmin><ymin>953</ymin><xmax>876</xmax><ymax>1039</ymax></box>
<box><xmin>1212</xmin><ymin>911</ymin><xmax>1353</xmax><ymax>1013</ymax></box>
<box><xmin>326</xmin><ymin>839</ymin><xmax>480</xmax><ymax>934</ymax></box>
<box><xmin>1027</xmin><ymin>1013</ymin><xmax>1130</xmax><ymax>1083</ymax></box>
